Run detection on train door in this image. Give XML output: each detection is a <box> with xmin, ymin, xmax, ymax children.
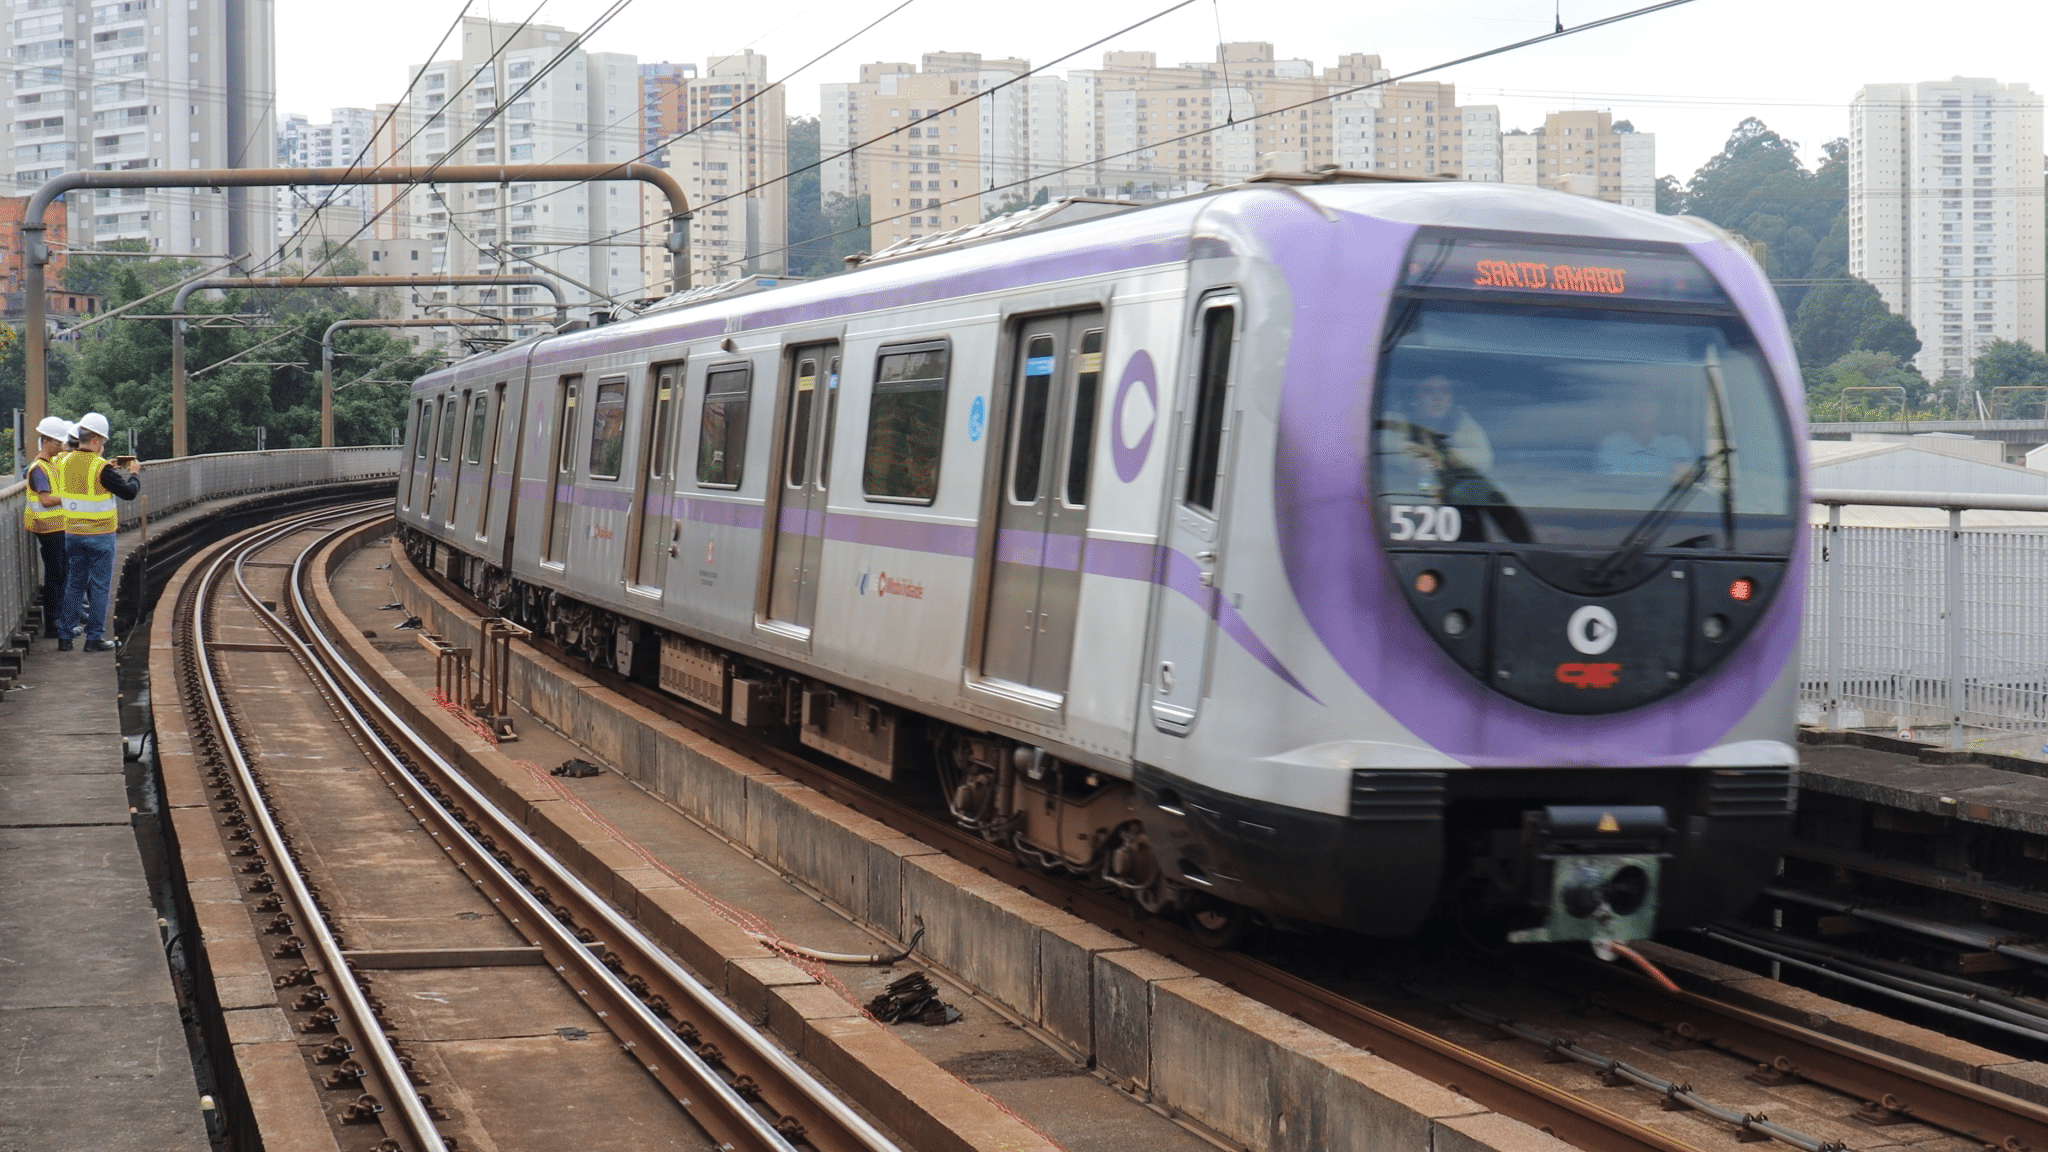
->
<box><xmin>543</xmin><ymin>376</ymin><xmax>581</xmax><ymax>565</ymax></box>
<box><xmin>403</xmin><ymin>397</ymin><xmax>432</xmax><ymax>511</ymax></box>
<box><xmin>1147</xmin><ymin>296</ymin><xmax>1238</xmax><ymax>734</ymax></box>
<box><xmin>426</xmin><ymin>391</ymin><xmax>459</xmax><ymax>521</ymax></box>
<box><xmin>476</xmin><ymin>382</ymin><xmax>507</xmax><ymax>542</ymax></box>
<box><xmin>630</xmin><ymin>361</ymin><xmax>684</xmax><ymax>592</ymax></box>
<box><xmin>981</xmin><ymin>312</ymin><xmax>1104</xmax><ymax>695</ymax></box>
<box><xmin>448</xmin><ymin>388</ymin><xmax>476</xmax><ymax>526</ymax></box>
<box><xmin>765</xmin><ymin>344</ymin><xmax>840</xmax><ymax>632</ymax></box>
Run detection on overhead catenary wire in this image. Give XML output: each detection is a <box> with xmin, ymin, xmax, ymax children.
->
<box><xmin>264</xmin><ymin>0</ymin><xmax>481</xmax><ymax>272</ymax></box>
<box><xmin>282</xmin><ymin>0</ymin><xmax>629</xmax><ymax>290</ymax></box>
<box><xmin>538</xmin><ymin>0</ymin><xmax>1707</xmax><ymax>280</ymax></box>
<box><xmin>509</xmin><ymin>0</ymin><xmax>1206</xmax><ymax>258</ymax></box>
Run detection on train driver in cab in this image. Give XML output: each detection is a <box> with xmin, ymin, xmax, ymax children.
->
<box><xmin>1596</xmin><ymin>389</ymin><xmax>1693</xmax><ymax>480</ymax></box>
<box><xmin>1377</xmin><ymin>374</ymin><xmax>1494</xmax><ymax>498</ymax></box>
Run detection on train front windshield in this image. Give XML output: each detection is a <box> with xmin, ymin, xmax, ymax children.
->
<box><xmin>1371</xmin><ymin>234</ymin><xmax>1797</xmax><ymax>560</ymax></box>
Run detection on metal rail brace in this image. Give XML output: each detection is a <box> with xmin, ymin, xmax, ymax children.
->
<box><xmin>477</xmin><ymin>616</ymin><xmax>530</xmax><ymax>741</ymax></box>
<box><xmin>415</xmin><ymin>632</ymin><xmax>472</xmax><ymax>711</ymax></box>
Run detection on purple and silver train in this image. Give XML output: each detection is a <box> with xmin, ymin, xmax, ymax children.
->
<box><xmin>400</xmin><ymin>175</ymin><xmax>1805</xmax><ymax>946</ymax></box>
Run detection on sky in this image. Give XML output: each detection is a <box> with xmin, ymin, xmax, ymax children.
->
<box><xmin>276</xmin><ymin>0</ymin><xmax>2046</xmax><ymax>184</ymax></box>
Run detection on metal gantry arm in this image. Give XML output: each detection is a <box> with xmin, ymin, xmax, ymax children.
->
<box><xmin>322</xmin><ymin>318</ymin><xmax>506</xmax><ymax>446</ymax></box>
<box><xmin>167</xmin><ymin>274</ymin><xmax>564</xmax><ymax>456</ymax></box>
<box><xmin>19</xmin><ymin>162</ymin><xmax>692</xmax><ymax>431</ymax></box>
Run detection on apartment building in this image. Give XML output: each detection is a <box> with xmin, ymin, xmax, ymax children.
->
<box><xmin>391</xmin><ymin>17</ymin><xmax>639</xmax><ymax>333</ymax></box>
<box><xmin>1502</xmin><ymin>109</ymin><xmax>1655</xmax><ymax>209</ymax></box>
<box><xmin>1359</xmin><ymin>80</ymin><xmax>1503</xmax><ymax>180</ymax></box>
<box><xmin>276</xmin><ymin>107</ymin><xmax>377</xmax><ymax>246</ymax></box>
<box><xmin>638</xmin><ymin>61</ymin><xmax>697</xmax><ymax>161</ymax></box>
<box><xmin>4</xmin><ymin>0</ymin><xmax>275</xmax><ymax>260</ymax></box>
<box><xmin>820</xmin><ymin>53</ymin><xmax>1040</xmax><ymax>249</ymax></box>
<box><xmin>1849</xmin><ymin>78</ymin><xmax>2045</xmax><ymax>380</ymax></box>
<box><xmin>638</xmin><ymin>51</ymin><xmax>787</xmax><ymax>290</ymax></box>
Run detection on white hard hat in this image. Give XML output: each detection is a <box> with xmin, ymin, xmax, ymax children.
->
<box><xmin>34</xmin><ymin>415</ymin><xmax>69</xmax><ymax>441</ymax></box>
<box><xmin>77</xmin><ymin>412</ymin><xmax>111</xmax><ymax>440</ymax></box>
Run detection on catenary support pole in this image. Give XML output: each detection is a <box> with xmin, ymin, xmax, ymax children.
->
<box><xmin>321</xmin><ymin>318</ymin><xmax>505</xmax><ymax>446</ymax></box>
<box><xmin>20</xmin><ymin>163</ymin><xmax>689</xmax><ymax>433</ymax></box>
<box><xmin>169</xmin><ymin>274</ymin><xmax>564</xmax><ymax>455</ymax></box>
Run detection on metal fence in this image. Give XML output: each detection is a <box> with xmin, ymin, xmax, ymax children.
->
<box><xmin>1803</xmin><ymin>488</ymin><xmax>2048</xmax><ymax>757</ymax></box>
<box><xmin>1</xmin><ymin>447</ymin><xmax>400</xmax><ymax>637</ymax></box>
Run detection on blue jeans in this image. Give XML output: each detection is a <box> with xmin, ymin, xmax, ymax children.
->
<box><xmin>61</xmin><ymin>533</ymin><xmax>116</xmax><ymax>644</ymax></box>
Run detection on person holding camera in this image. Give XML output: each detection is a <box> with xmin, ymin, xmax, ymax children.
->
<box><xmin>53</xmin><ymin>412</ymin><xmax>140</xmax><ymax>652</ymax></box>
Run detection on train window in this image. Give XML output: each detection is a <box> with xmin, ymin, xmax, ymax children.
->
<box><xmin>863</xmin><ymin>341</ymin><xmax>949</xmax><ymax>504</ymax></box>
<box><xmin>648</xmin><ymin>365</ymin><xmax>678</xmax><ymax>480</ymax></box>
<box><xmin>820</xmin><ymin>356</ymin><xmax>841</xmax><ymax>487</ymax></box>
<box><xmin>413</xmin><ymin>400</ymin><xmax>430</xmax><ymax>458</ymax></box>
<box><xmin>587</xmin><ymin>379</ymin><xmax>628</xmax><ymax>480</ymax></box>
<box><xmin>464</xmin><ymin>392</ymin><xmax>488</xmax><ymax>464</ymax></box>
<box><xmin>1009</xmin><ymin>335</ymin><xmax>1055</xmax><ymax>504</ymax></box>
<box><xmin>545</xmin><ymin>377</ymin><xmax>580</xmax><ymax>563</ymax></box>
<box><xmin>437</xmin><ymin>396</ymin><xmax>460</xmax><ymax>460</ymax></box>
<box><xmin>786</xmin><ymin>358</ymin><xmax>817</xmax><ymax>489</ymax></box>
<box><xmin>1183</xmin><ymin>305</ymin><xmax>1236</xmax><ymax>514</ymax></box>
<box><xmin>695</xmin><ymin>364</ymin><xmax>752</xmax><ymax>488</ymax></box>
<box><xmin>1064</xmin><ymin>328</ymin><xmax>1105</xmax><ymax>507</ymax></box>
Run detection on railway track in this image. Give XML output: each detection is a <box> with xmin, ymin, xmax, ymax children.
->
<box><xmin>383</xmin><ymin>543</ymin><xmax>2048</xmax><ymax>1152</ymax></box>
<box><xmin>173</xmin><ymin>507</ymin><xmax>903</xmax><ymax>1152</ymax></box>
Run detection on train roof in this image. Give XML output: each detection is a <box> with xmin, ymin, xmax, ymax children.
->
<box><xmin>409</xmin><ymin>178</ymin><xmax>1736</xmax><ymax>392</ymax></box>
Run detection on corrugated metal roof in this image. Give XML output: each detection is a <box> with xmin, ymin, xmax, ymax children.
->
<box><xmin>1809</xmin><ymin>442</ymin><xmax>2048</xmax><ymax>498</ymax></box>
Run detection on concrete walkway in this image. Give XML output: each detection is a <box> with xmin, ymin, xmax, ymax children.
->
<box><xmin>0</xmin><ymin>615</ymin><xmax>207</xmax><ymax>1152</ymax></box>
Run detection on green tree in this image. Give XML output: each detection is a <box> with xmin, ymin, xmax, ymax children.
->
<box><xmin>1792</xmin><ymin>276</ymin><xmax>1921</xmax><ymax>369</ymax></box>
<box><xmin>1655</xmin><ymin>174</ymin><xmax>1686</xmax><ymax>215</ymax></box>
<box><xmin>37</xmin><ymin>286</ymin><xmax>438</xmax><ymax>457</ymax></box>
<box><xmin>1970</xmin><ymin>340</ymin><xmax>2048</xmax><ymax>417</ymax></box>
<box><xmin>1806</xmin><ymin>350</ymin><xmax>1929</xmax><ymax>421</ymax></box>
<box><xmin>782</xmin><ymin>117</ymin><xmax>872</xmax><ymax>277</ymax></box>
<box><xmin>1681</xmin><ymin>120</ymin><xmax>1848</xmax><ymax>318</ymax></box>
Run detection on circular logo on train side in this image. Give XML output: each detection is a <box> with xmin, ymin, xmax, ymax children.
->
<box><xmin>1113</xmin><ymin>351</ymin><xmax>1157</xmax><ymax>483</ymax></box>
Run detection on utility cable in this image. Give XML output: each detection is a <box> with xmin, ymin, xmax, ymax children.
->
<box><xmin>265</xmin><ymin>0</ymin><xmax>479</xmax><ymax>271</ymax></box>
<box><xmin>512</xmin><ymin>0</ymin><xmax>1204</xmax><ymax>262</ymax></box>
<box><xmin>284</xmin><ymin>0</ymin><xmax>624</xmax><ymax>289</ymax></box>
<box><xmin>554</xmin><ymin>0</ymin><xmax>1705</xmax><ymax>277</ymax></box>
<box><xmin>442</xmin><ymin>0</ymin><xmax>924</xmax><ymax>226</ymax></box>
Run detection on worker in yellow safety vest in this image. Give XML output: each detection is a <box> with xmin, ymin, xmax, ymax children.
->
<box><xmin>53</xmin><ymin>412</ymin><xmax>140</xmax><ymax>652</ymax></box>
<box><xmin>22</xmin><ymin>415</ymin><xmax>71</xmax><ymax>639</ymax></box>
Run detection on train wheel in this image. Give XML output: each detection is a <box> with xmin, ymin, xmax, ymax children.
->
<box><xmin>1188</xmin><ymin>895</ymin><xmax>1252</xmax><ymax>950</ymax></box>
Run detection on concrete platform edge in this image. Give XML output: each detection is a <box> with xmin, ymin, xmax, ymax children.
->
<box><xmin>150</xmin><ymin>530</ymin><xmax>346</xmax><ymax>1152</ymax></box>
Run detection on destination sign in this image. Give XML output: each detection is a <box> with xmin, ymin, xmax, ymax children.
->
<box><xmin>1403</xmin><ymin>233</ymin><xmax>1728</xmax><ymax>305</ymax></box>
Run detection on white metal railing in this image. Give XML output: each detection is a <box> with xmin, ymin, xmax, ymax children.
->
<box><xmin>1804</xmin><ymin>487</ymin><xmax>2048</xmax><ymax>757</ymax></box>
<box><xmin>114</xmin><ymin>446</ymin><xmax>401</xmax><ymax>530</ymax></box>
<box><xmin>0</xmin><ymin>447</ymin><xmax>400</xmax><ymax>636</ymax></box>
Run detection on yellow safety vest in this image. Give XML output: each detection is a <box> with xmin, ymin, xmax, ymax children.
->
<box><xmin>21</xmin><ymin>457</ymin><xmax>66</xmax><ymax>534</ymax></box>
<box><xmin>54</xmin><ymin>449</ymin><xmax>118</xmax><ymax>536</ymax></box>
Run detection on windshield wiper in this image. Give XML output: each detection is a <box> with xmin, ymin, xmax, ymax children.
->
<box><xmin>1585</xmin><ymin>348</ymin><xmax>1738</xmax><ymax>589</ymax></box>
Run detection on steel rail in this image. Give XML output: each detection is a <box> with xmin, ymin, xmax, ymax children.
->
<box><xmin>287</xmin><ymin>519</ymin><xmax>902</xmax><ymax>1152</ymax></box>
<box><xmin>411</xmin><ymin>572</ymin><xmax>1695</xmax><ymax>1152</ymax></box>
<box><xmin>188</xmin><ymin>506</ymin><xmax>442</xmax><ymax>1151</ymax></box>
<box><xmin>1529</xmin><ymin>954</ymin><xmax>2048</xmax><ymax>1150</ymax></box>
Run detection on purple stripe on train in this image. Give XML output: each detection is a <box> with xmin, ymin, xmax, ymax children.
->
<box><xmin>777</xmin><ymin>504</ymin><xmax>826</xmax><ymax>538</ymax></box>
<box><xmin>993</xmin><ymin>527</ymin><xmax>1084</xmax><ymax>573</ymax></box>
